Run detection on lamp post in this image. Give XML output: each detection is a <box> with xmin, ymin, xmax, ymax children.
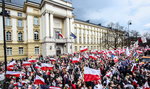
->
<box><xmin>0</xmin><ymin>0</ymin><xmax>9</xmax><ymax>88</ymax></box>
<box><xmin>128</xmin><ymin>20</ymin><xmax>132</xmax><ymax>47</ymax></box>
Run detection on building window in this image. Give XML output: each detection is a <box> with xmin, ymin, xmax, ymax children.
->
<box><xmin>34</xmin><ymin>16</ymin><xmax>39</xmax><ymax>25</ymax></box>
<box><xmin>18</xmin><ymin>12</ymin><xmax>22</xmax><ymax>17</ymax></box>
<box><xmin>6</xmin><ymin>0</ymin><xmax>11</xmax><ymax>3</ymax></box>
<box><xmin>79</xmin><ymin>37</ymin><xmax>82</xmax><ymax>43</ymax></box>
<box><xmin>18</xmin><ymin>19</ymin><xmax>23</xmax><ymax>27</ymax></box>
<box><xmin>6</xmin><ymin>31</ymin><xmax>11</xmax><ymax>41</ymax></box>
<box><xmin>5</xmin><ymin>17</ymin><xmax>11</xmax><ymax>26</ymax></box>
<box><xmin>35</xmin><ymin>47</ymin><xmax>39</xmax><ymax>54</ymax></box>
<box><xmin>19</xmin><ymin>47</ymin><xmax>23</xmax><ymax>55</ymax></box>
<box><xmin>75</xmin><ymin>46</ymin><xmax>77</xmax><ymax>51</ymax></box>
<box><xmin>55</xmin><ymin>31</ymin><xmax>61</xmax><ymax>39</ymax></box>
<box><xmin>34</xmin><ymin>31</ymin><xmax>39</xmax><ymax>40</ymax></box>
<box><xmin>6</xmin><ymin>47</ymin><xmax>12</xmax><ymax>56</ymax></box>
<box><xmin>18</xmin><ymin>32</ymin><xmax>23</xmax><ymax>41</ymax></box>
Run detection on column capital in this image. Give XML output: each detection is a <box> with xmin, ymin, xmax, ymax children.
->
<box><xmin>42</xmin><ymin>10</ymin><xmax>54</xmax><ymax>16</ymax></box>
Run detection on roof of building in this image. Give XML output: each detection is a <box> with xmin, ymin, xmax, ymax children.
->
<box><xmin>75</xmin><ymin>19</ymin><xmax>109</xmax><ymax>29</ymax></box>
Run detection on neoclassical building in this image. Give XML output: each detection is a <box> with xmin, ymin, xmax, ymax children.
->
<box><xmin>0</xmin><ymin>0</ymin><xmax>124</xmax><ymax>60</ymax></box>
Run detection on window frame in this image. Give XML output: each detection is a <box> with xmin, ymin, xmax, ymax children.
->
<box><xmin>6</xmin><ymin>31</ymin><xmax>11</xmax><ymax>41</ymax></box>
<box><xmin>35</xmin><ymin>47</ymin><xmax>40</xmax><ymax>54</ymax></box>
<box><xmin>6</xmin><ymin>47</ymin><xmax>12</xmax><ymax>56</ymax></box>
<box><xmin>34</xmin><ymin>31</ymin><xmax>39</xmax><ymax>40</ymax></box>
<box><xmin>18</xmin><ymin>47</ymin><xmax>23</xmax><ymax>55</ymax></box>
<box><xmin>18</xmin><ymin>32</ymin><xmax>23</xmax><ymax>41</ymax></box>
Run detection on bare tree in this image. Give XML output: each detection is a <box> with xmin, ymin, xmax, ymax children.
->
<box><xmin>143</xmin><ymin>32</ymin><xmax>150</xmax><ymax>39</ymax></box>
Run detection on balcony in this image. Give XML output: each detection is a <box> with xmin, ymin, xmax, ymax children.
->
<box><xmin>44</xmin><ymin>37</ymin><xmax>74</xmax><ymax>43</ymax></box>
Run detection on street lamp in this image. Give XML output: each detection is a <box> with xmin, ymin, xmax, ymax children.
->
<box><xmin>0</xmin><ymin>0</ymin><xmax>10</xmax><ymax>88</ymax></box>
<box><xmin>128</xmin><ymin>20</ymin><xmax>132</xmax><ymax>47</ymax></box>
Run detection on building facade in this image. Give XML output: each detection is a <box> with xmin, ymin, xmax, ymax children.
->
<box><xmin>0</xmin><ymin>0</ymin><xmax>124</xmax><ymax>60</ymax></box>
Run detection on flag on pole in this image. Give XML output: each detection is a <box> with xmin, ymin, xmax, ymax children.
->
<box><xmin>28</xmin><ymin>59</ymin><xmax>38</xmax><ymax>63</ymax></box>
<box><xmin>7</xmin><ymin>60</ymin><xmax>16</xmax><ymax>67</ymax></box>
<box><xmin>58</xmin><ymin>32</ymin><xmax>64</xmax><ymax>38</ymax></box>
<box><xmin>71</xmin><ymin>57</ymin><xmax>80</xmax><ymax>63</ymax></box>
<box><xmin>80</xmin><ymin>47</ymin><xmax>88</xmax><ymax>52</ymax></box>
<box><xmin>34</xmin><ymin>75</ymin><xmax>46</xmax><ymax>85</ymax></box>
<box><xmin>6</xmin><ymin>71</ymin><xmax>24</xmax><ymax>77</ymax></box>
<box><xmin>22</xmin><ymin>61</ymin><xmax>32</xmax><ymax>66</ymax></box>
<box><xmin>49</xmin><ymin>86</ymin><xmax>61</xmax><ymax>89</ymax></box>
<box><xmin>70</xmin><ymin>32</ymin><xmax>77</xmax><ymax>39</ymax></box>
<box><xmin>40</xmin><ymin>63</ymin><xmax>53</xmax><ymax>71</ymax></box>
<box><xmin>84</xmin><ymin>67</ymin><xmax>101</xmax><ymax>82</ymax></box>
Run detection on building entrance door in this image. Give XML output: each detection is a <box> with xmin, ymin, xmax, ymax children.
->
<box><xmin>56</xmin><ymin>47</ymin><xmax>61</xmax><ymax>56</ymax></box>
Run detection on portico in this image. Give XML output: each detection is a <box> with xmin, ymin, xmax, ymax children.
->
<box><xmin>41</xmin><ymin>0</ymin><xmax>74</xmax><ymax>56</ymax></box>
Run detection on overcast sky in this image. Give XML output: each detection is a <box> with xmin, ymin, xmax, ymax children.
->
<box><xmin>66</xmin><ymin>0</ymin><xmax>150</xmax><ymax>34</ymax></box>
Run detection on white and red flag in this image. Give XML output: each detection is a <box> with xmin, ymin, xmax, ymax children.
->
<box><xmin>80</xmin><ymin>47</ymin><xmax>88</xmax><ymax>52</ymax></box>
<box><xmin>89</xmin><ymin>55</ymin><xmax>97</xmax><ymax>60</ymax></box>
<box><xmin>40</xmin><ymin>63</ymin><xmax>53</xmax><ymax>71</ymax></box>
<box><xmin>84</xmin><ymin>67</ymin><xmax>101</xmax><ymax>82</ymax></box>
<box><xmin>143</xmin><ymin>81</ymin><xmax>149</xmax><ymax>89</ymax></box>
<box><xmin>28</xmin><ymin>59</ymin><xmax>38</xmax><ymax>63</ymax></box>
<box><xmin>6</xmin><ymin>71</ymin><xmax>23</xmax><ymax>77</ymax></box>
<box><xmin>35</xmin><ymin>64</ymin><xmax>41</xmax><ymax>69</ymax></box>
<box><xmin>136</xmin><ymin>50</ymin><xmax>143</xmax><ymax>54</ymax></box>
<box><xmin>34</xmin><ymin>75</ymin><xmax>46</xmax><ymax>85</ymax></box>
<box><xmin>71</xmin><ymin>57</ymin><xmax>80</xmax><ymax>63</ymax></box>
<box><xmin>83</xmin><ymin>53</ymin><xmax>89</xmax><ymax>59</ymax></box>
<box><xmin>22</xmin><ymin>61</ymin><xmax>32</xmax><ymax>66</ymax></box>
<box><xmin>49</xmin><ymin>86</ymin><xmax>61</xmax><ymax>89</ymax></box>
<box><xmin>105</xmin><ymin>71</ymin><xmax>112</xmax><ymax>77</ymax></box>
<box><xmin>58</xmin><ymin>33</ymin><xmax>64</xmax><ymax>38</ymax></box>
<box><xmin>7</xmin><ymin>60</ymin><xmax>16</xmax><ymax>67</ymax></box>
<box><xmin>50</xmin><ymin>58</ymin><xmax>56</xmax><ymax>62</ymax></box>
<box><xmin>131</xmin><ymin>63</ymin><xmax>137</xmax><ymax>73</ymax></box>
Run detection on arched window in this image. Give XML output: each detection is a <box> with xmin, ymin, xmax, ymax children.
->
<box><xmin>34</xmin><ymin>31</ymin><xmax>39</xmax><ymax>40</ymax></box>
<box><xmin>6</xmin><ymin>31</ymin><xmax>11</xmax><ymax>41</ymax></box>
<box><xmin>18</xmin><ymin>32</ymin><xmax>23</xmax><ymax>41</ymax></box>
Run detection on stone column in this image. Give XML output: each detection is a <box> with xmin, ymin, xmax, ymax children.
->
<box><xmin>45</xmin><ymin>12</ymin><xmax>50</xmax><ymax>37</ymax></box>
<box><xmin>65</xmin><ymin>17</ymin><xmax>70</xmax><ymax>38</ymax></box>
<box><xmin>50</xmin><ymin>13</ymin><xmax>54</xmax><ymax>38</ymax></box>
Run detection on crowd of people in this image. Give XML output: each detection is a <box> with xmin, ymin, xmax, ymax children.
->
<box><xmin>0</xmin><ymin>46</ymin><xmax>150</xmax><ymax>89</ymax></box>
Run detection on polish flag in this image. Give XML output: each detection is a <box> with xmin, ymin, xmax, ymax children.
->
<box><xmin>58</xmin><ymin>33</ymin><xmax>64</xmax><ymax>38</ymax></box>
<box><xmin>22</xmin><ymin>62</ymin><xmax>32</xmax><ymax>66</ymax></box>
<box><xmin>34</xmin><ymin>75</ymin><xmax>46</xmax><ymax>85</ymax></box>
<box><xmin>80</xmin><ymin>47</ymin><xmax>88</xmax><ymax>52</ymax></box>
<box><xmin>136</xmin><ymin>50</ymin><xmax>143</xmax><ymax>54</ymax></box>
<box><xmin>35</xmin><ymin>64</ymin><xmax>41</xmax><ymax>69</ymax></box>
<box><xmin>83</xmin><ymin>54</ymin><xmax>89</xmax><ymax>59</ymax></box>
<box><xmin>49</xmin><ymin>86</ymin><xmax>61</xmax><ymax>89</ymax></box>
<box><xmin>7</xmin><ymin>61</ymin><xmax>16</xmax><ymax>67</ymax></box>
<box><xmin>84</xmin><ymin>67</ymin><xmax>101</xmax><ymax>82</ymax></box>
<box><xmin>143</xmin><ymin>81</ymin><xmax>150</xmax><ymax>89</ymax></box>
<box><xmin>131</xmin><ymin>63</ymin><xmax>137</xmax><ymax>73</ymax></box>
<box><xmin>71</xmin><ymin>57</ymin><xmax>80</xmax><ymax>63</ymax></box>
<box><xmin>113</xmin><ymin>56</ymin><xmax>119</xmax><ymax>63</ymax></box>
<box><xmin>7</xmin><ymin>67</ymin><xmax>14</xmax><ymax>71</ymax></box>
<box><xmin>105</xmin><ymin>71</ymin><xmax>112</xmax><ymax>77</ymax></box>
<box><xmin>50</xmin><ymin>58</ymin><xmax>56</xmax><ymax>62</ymax></box>
<box><xmin>40</xmin><ymin>63</ymin><xmax>53</xmax><ymax>71</ymax></box>
<box><xmin>28</xmin><ymin>59</ymin><xmax>38</xmax><ymax>63</ymax></box>
<box><xmin>132</xmin><ymin>79</ymin><xmax>138</xmax><ymax>87</ymax></box>
<box><xmin>6</xmin><ymin>71</ymin><xmax>23</xmax><ymax>77</ymax></box>
<box><xmin>97</xmin><ymin>51</ymin><xmax>103</xmax><ymax>54</ymax></box>
<box><xmin>89</xmin><ymin>55</ymin><xmax>97</xmax><ymax>60</ymax></box>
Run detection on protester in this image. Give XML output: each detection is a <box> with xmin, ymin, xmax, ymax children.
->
<box><xmin>0</xmin><ymin>46</ymin><xmax>150</xmax><ymax>89</ymax></box>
